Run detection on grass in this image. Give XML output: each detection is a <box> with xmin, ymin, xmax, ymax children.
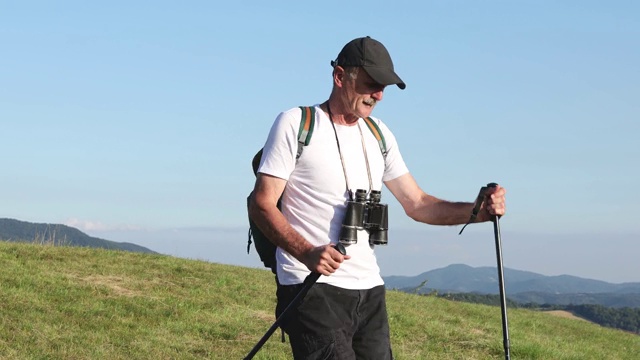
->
<box><xmin>1</xmin><ymin>241</ymin><xmax>638</xmax><ymax>359</ymax></box>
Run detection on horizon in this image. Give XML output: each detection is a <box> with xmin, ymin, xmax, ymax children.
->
<box><xmin>2</xmin><ymin>2</ymin><xmax>638</xmax><ymax>285</ymax></box>
<box><xmin>6</xmin><ymin>217</ymin><xmax>636</xmax><ymax>284</ymax></box>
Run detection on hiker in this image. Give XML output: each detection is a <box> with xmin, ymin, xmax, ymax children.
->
<box><xmin>248</xmin><ymin>36</ymin><xmax>507</xmax><ymax>360</ymax></box>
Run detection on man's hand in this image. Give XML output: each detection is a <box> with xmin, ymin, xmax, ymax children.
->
<box><xmin>477</xmin><ymin>184</ymin><xmax>507</xmax><ymax>222</ymax></box>
<box><xmin>301</xmin><ymin>245</ymin><xmax>351</xmax><ymax>276</ymax></box>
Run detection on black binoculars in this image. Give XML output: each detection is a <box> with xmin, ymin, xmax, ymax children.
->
<box><xmin>339</xmin><ymin>189</ymin><xmax>389</xmax><ymax>246</ymax></box>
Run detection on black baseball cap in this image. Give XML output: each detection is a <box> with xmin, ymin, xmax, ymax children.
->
<box><xmin>331</xmin><ymin>36</ymin><xmax>406</xmax><ymax>90</ymax></box>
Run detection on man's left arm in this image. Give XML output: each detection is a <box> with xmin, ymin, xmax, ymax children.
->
<box><xmin>384</xmin><ymin>173</ymin><xmax>506</xmax><ymax>226</ymax></box>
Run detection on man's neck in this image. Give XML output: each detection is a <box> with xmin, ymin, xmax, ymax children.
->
<box><xmin>320</xmin><ymin>100</ymin><xmax>359</xmax><ymax>126</ymax></box>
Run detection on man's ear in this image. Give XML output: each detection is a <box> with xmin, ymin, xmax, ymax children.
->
<box><xmin>333</xmin><ymin>66</ymin><xmax>345</xmax><ymax>88</ymax></box>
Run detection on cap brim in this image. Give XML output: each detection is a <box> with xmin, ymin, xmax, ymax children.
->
<box><xmin>363</xmin><ymin>66</ymin><xmax>406</xmax><ymax>90</ymax></box>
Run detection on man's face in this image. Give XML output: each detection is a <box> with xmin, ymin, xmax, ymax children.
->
<box><xmin>340</xmin><ymin>67</ymin><xmax>386</xmax><ymax>120</ymax></box>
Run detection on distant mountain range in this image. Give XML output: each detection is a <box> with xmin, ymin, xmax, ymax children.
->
<box><xmin>0</xmin><ymin>218</ymin><xmax>156</xmax><ymax>254</ymax></box>
<box><xmin>384</xmin><ymin>264</ymin><xmax>640</xmax><ymax>308</ymax></box>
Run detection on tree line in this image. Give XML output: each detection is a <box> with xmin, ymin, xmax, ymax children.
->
<box><xmin>435</xmin><ymin>292</ymin><xmax>640</xmax><ymax>334</ymax></box>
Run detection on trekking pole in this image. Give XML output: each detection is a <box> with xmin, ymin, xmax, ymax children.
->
<box><xmin>243</xmin><ymin>243</ymin><xmax>347</xmax><ymax>360</ymax></box>
<box><xmin>459</xmin><ymin>183</ymin><xmax>510</xmax><ymax>359</ymax></box>
<box><xmin>487</xmin><ymin>182</ymin><xmax>511</xmax><ymax>360</ymax></box>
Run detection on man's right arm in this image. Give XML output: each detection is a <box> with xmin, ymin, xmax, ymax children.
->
<box><xmin>248</xmin><ymin>173</ymin><xmax>348</xmax><ymax>275</ymax></box>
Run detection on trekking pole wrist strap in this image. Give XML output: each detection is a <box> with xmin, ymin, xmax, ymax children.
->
<box><xmin>458</xmin><ymin>185</ymin><xmax>489</xmax><ymax>235</ymax></box>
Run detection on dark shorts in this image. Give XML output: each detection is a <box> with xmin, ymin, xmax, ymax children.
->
<box><xmin>276</xmin><ymin>283</ymin><xmax>393</xmax><ymax>360</ymax></box>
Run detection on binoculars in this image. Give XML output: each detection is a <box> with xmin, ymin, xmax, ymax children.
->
<box><xmin>339</xmin><ymin>189</ymin><xmax>389</xmax><ymax>246</ymax></box>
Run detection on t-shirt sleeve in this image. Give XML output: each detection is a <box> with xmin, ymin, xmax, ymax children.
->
<box><xmin>378</xmin><ymin>121</ymin><xmax>410</xmax><ymax>182</ymax></box>
<box><xmin>257</xmin><ymin>108</ymin><xmax>301</xmax><ymax>181</ymax></box>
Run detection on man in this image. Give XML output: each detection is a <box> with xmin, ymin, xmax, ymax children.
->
<box><xmin>249</xmin><ymin>36</ymin><xmax>507</xmax><ymax>360</ymax></box>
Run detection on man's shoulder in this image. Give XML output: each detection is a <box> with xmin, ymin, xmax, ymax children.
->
<box><xmin>272</xmin><ymin>107</ymin><xmax>303</xmax><ymax>127</ymax></box>
<box><xmin>280</xmin><ymin>104</ymin><xmax>320</xmax><ymax>116</ymax></box>
<box><xmin>364</xmin><ymin>115</ymin><xmax>393</xmax><ymax>135</ymax></box>
<box><xmin>274</xmin><ymin>104</ymin><xmax>322</xmax><ymax>127</ymax></box>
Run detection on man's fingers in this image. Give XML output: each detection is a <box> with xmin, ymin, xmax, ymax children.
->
<box><xmin>484</xmin><ymin>185</ymin><xmax>507</xmax><ymax>216</ymax></box>
<box><xmin>321</xmin><ymin>246</ymin><xmax>351</xmax><ymax>273</ymax></box>
<box><xmin>305</xmin><ymin>244</ymin><xmax>351</xmax><ymax>275</ymax></box>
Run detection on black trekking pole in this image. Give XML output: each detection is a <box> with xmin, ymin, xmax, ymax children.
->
<box><xmin>487</xmin><ymin>182</ymin><xmax>511</xmax><ymax>360</ymax></box>
<box><xmin>459</xmin><ymin>183</ymin><xmax>510</xmax><ymax>359</ymax></box>
<box><xmin>243</xmin><ymin>243</ymin><xmax>347</xmax><ymax>360</ymax></box>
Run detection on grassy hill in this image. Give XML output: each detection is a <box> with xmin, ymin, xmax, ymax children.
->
<box><xmin>1</xmin><ymin>242</ymin><xmax>638</xmax><ymax>359</ymax></box>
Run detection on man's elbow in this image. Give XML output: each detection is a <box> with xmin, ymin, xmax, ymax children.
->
<box><xmin>248</xmin><ymin>192</ymin><xmax>262</xmax><ymax>221</ymax></box>
<box><xmin>403</xmin><ymin>198</ymin><xmax>440</xmax><ymax>225</ymax></box>
<box><xmin>249</xmin><ymin>191</ymin><xmax>277</xmax><ymax>222</ymax></box>
<box><xmin>403</xmin><ymin>204</ymin><xmax>422</xmax><ymax>223</ymax></box>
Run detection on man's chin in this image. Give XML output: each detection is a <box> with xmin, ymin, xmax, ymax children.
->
<box><xmin>357</xmin><ymin>105</ymin><xmax>376</xmax><ymax>118</ymax></box>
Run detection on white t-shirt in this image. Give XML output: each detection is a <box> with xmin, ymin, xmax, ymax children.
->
<box><xmin>258</xmin><ymin>105</ymin><xmax>409</xmax><ymax>289</ymax></box>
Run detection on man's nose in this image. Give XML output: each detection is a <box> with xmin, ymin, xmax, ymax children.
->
<box><xmin>371</xmin><ymin>90</ymin><xmax>384</xmax><ymax>102</ymax></box>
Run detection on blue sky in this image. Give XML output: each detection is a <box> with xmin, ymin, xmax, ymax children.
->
<box><xmin>2</xmin><ymin>1</ymin><xmax>638</xmax><ymax>283</ymax></box>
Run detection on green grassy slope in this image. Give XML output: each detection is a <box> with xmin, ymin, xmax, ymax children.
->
<box><xmin>1</xmin><ymin>241</ymin><xmax>638</xmax><ymax>359</ymax></box>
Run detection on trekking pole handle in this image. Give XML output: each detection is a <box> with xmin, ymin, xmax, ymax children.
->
<box><xmin>486</xmin><ymin>182</ymin><xmax>502</xmax><ymax>220</ymax></box>
<box><xmin>304</xmin><ymin>243</ymin><xmax>347</xmax><ymax>284</ymax></box>
<box><xmin>459</xmin><ymin>183</ymin><xmax>500</xmax><ymax>235</ymax></box>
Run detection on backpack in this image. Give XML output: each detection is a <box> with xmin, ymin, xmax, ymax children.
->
<box><xmin>247</xmin><ymin>106</ymin><xmax>388</xmax><ymax>273</ymax></box>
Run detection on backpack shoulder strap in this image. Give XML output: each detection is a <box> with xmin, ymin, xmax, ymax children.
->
<box><xmin>296</xmin><ymin>106</ymin><xmax>316</xmax><ymax>160</ymax></box>
<box><xmin>363</xmin><ymin>116</ymin><xmax>388</xmax><ymax>159</ymax></box>
<box><xmin>252</xmin><ymin>106</ymin><xmax>315</xmax><ymax>175</ymax></box>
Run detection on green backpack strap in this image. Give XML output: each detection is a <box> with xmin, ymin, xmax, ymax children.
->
<box><xmin>363</xmin><ymin>116</ymin><xmax>388</xmax><ymax>159</ymax></box>
<box><xmin>251</xmin><ymin>106</ymin><xmax>315</xmax><ymax>176</ymax></box>
<box><xmin>260</xmin><ymin>107</ymin><xmax>382</xmax><ymax>165</ymax></box>
<box><xmin>295</xmin><ymin>108</ymin><xmax>387</xmax><ymax>160</ymax></box>
<box><xmin>296</xmin><ymin>106</ymin><xmax>316</xmax><ymax>160</ymax></box>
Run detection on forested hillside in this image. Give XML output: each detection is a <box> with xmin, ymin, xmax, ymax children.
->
<box><xmin>0</xmin><ymin>218</ymin><xmax>155</xmax><ymax>253</ymax></box>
